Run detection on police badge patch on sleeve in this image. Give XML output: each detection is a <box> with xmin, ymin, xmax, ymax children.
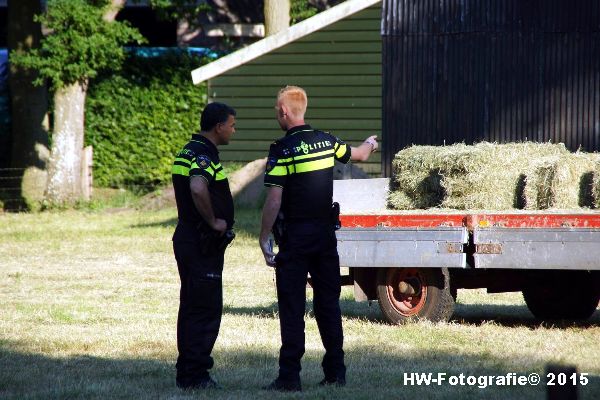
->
<box><xmin>266</xmin><ymin>157</ymin><xmax>278</xmax><ymax>172</ymax></box>
<box><xmin>196</xmin><ymin>155</ymin><xmax>211</xmax><ymax>169</ymax></box>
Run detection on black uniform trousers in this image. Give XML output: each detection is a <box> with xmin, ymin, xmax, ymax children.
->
<box><xmin>274</xmin><ymin>220</ymin><xmax>346</xmax><ymax>382</ymax></box>
<box><xmin>173</xmin><ymin>240</ymin><xmax>224</xmax><ymax>386</ymax></box>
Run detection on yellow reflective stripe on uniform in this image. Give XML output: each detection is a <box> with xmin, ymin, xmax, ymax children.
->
<box><xmin>172</xmin><ymin>165</ymin><xmax>190</xmax><ymax>176</ymax></box>
<box><xmin>175</xmin><ymin>157</ymin><xmax>192</xmax><ymax>165</ymax></box>
<box><xmin>216</xmin><ymin>170</ymin><xmax>227</xmax><ymax>181</ymax></box>
<box><xmin>191</xmin><ymin>161</ymin><xmax>215</xmax><ymax>177</ymax></box>
<box><xmin>276</xmin><ymin>157</ymin><xmax>293</xmax><ymax>165</ymax></box>
<box><xmin>294</xmin><ymin>149</ymin><xmax>334</xmax><ymax>161</ymax></box>
<box><xmin>268</xmin><ymin>165</ymin><xmax>289</xmax><ymax>176</ymax></box>
<box><xmin>294</xmin><ymin>157</ymin><xmax>334</xmax><ymax>173</ymax></box>
<box><xmin>335</xmin><ymin>143</ymin><xmax>348</xmax><ymax>159</ymax></box>
<box><xmin>211</xmin><ymin>162</ymin><xmax>226</xmax><ymax>180</ymax></box>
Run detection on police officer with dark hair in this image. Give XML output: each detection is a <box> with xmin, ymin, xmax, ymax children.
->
<box><xmin>259</xmin><ymin>86</ymin><xmax>378</xmax><ymax>391</ymax></box>
<box><xmin>172</xmin><ymin>102</ymin><xmax>237</xmax><ymax>390</ymax></box>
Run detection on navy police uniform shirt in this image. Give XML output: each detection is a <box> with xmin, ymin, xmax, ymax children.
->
<box><xmin>172</xmin><ymin>134</ymin><xmax>234</xmax><ymax>241</ymax></box>
<box><xmin>264</xmin><ymin>125</ymin><xmax>351</xmax><ymax>221</ymax></box>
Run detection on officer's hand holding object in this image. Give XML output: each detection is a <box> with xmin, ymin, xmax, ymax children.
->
<box><xmin>210</xmin><ymin>218</ymin><xmax>228</xmax><ymax>236</ymax></box>
<box><xmin>364</xmin><ymin>135</ymin><xmax>379</xmax><ymax>152</ymax></box>
<box><xmin>259</xmin><ymin>236</ymin><xmax>277</xmax><ymax>267</ymax></box>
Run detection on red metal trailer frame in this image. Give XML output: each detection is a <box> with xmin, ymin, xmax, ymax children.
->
<box><xmin>341</xmin><ymin>213</ymin><xmax>600</xmax><ymax>230</ymax></box>
<box><xmin>337</xmin><ymin>212</ymin><xmax>600</xmax><ymax>323</ymax></box>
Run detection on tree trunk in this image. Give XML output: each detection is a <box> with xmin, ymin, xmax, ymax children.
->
<box><xmin>45</xmin><ymin>81</ymin><xmax>87</xmax><ymax>204</ymax></box>
<box><xmin>103</xmin><ymin>0</ymin><xmax>126</xmax><ymax>22</ymax></box>
<box><xmin>42</xmin><ymin>1</ymin><xmax>124</xmax><ymax>206</ymax></box>
<box><xmin>264</xmin><ymin>0</ymin><xmax>290</xmax><ymax>36</ymax></box>
<box><xmin>7</xmin><ymin>0</ymin><xmax>50</xmax><ymax>208</ymax></box>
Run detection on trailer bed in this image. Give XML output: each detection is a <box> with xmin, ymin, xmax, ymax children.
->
<box><xmin>332</xmin><ymin>179</ymin><xmax>600</xmax><ymax>322</ymax></box>
<box><xmin>338</xmin><ymin>212</ymin><xmax>600</xmax><ymax>270</ymax></box>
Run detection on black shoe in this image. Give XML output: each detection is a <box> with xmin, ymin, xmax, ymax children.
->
<box><xmin>177</xmin><ymin>376</ymin><xmax>221</xmax><ymax>390</ymax></box>
<box><xmin>262</xmin><ymin>378</ymin><xmax>302</xmax><ymax>392</ymax></box>
<box><xmin>319</xmin><ymin>376</ymin><xmax>346</xmax><ymax>387</ymax></box>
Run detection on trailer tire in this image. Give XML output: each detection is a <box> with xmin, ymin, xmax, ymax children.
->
<box><xmin>523</xmin><ymin>272</ymin><xmax>600</xmax><ymax>321</ymax></box>
<box><xmin>377</xmin><ymin>267</ymin><xmax>454</xmax><ymax>324</ymax></box>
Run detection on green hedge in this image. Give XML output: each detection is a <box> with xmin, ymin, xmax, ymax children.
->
<box><xmin>85</xmin><ymin>51</ymin><xmax>207</xmax><ymax>189</ymax></box>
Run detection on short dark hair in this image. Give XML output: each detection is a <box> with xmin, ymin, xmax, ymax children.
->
<box><xmin>200</xmin><ymin>102</ymin><xmax>236</xmax><ymax>131</ymax></box>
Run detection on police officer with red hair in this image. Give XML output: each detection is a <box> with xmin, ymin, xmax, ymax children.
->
<box><xmin>259</xmin><ymin>86</ymin><xmax>378</xmax><ymax>391</ymax></box>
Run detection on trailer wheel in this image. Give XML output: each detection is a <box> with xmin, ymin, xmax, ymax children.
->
<box><xmin>523</xmin><ymin>272</ymin><xmax>600</xmax><ymax>320</ymax></box>
<box><xmin>376</xmin><ymin>267</ymin><xmax>454</xmax><ymax>324</ymax></box>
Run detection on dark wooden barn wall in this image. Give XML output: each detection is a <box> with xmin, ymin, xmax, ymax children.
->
<box><xmin>382</xmin><ymin>0</ymin><xmax>600</xmax><ymax>176</ymax></box>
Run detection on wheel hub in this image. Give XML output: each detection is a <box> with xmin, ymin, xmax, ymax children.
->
<box><xmin>386</xmin><ymin>268</ymin><xmax>427</xmax><ymax>316</ymax></box>
<box><xmin>398</xmin><ymin>277</ymin><xmax>422</xmax><ymax>296</ymax></box>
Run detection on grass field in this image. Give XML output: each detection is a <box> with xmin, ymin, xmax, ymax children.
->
<box><xmin>1</xmin><ymin>206</ymin><xmax>599</xmax><ymax>399</ymax></box>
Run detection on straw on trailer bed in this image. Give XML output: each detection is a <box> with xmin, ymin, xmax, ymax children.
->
<box><xmin>524</xmin><ymin>153</ymin><xmax>599</xmax><ymax>209</ymax></box>
<box><xmin>389</xmin><ymin>142</ymin><xmax>570</xmax><ymax>210</ymax></box>
<box><xmin>524</xmin><ymin>156</ymin><xmax>560</xmax><ymax>210</ymax></box>
<box><xmin>390</xmin><ymin>145</ymin><xmax>447</xmax><ymax>208</ymax></box>
<box><xmin>594</xmin><ymin>160</ymin><xmax>600</xmax><ymax>209</ymax></box>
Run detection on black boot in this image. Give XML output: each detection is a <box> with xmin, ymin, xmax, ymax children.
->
<box><xmin>262</xmin><ymin>377</ymin><xmax>302</xmax><ymax>392</ymax></box>
<box><xmin>177</xmin><ymin>375</ymin><xmax>221</xmax><ymax>390</ymax></box>
<box><xmin>318</xmin><ymin>375</ymin><xmax>346</xmax><ymax>387</ymax></box>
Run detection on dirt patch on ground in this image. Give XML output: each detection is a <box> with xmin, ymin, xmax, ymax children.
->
<box><xmin>139</xmin><ymin>187</ymin><xmax>176</xmax><ymax>210</ymax></box>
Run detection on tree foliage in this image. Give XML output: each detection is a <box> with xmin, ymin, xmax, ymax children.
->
<box><xmin>85</xmin><ymin>52</ymin><xmax>208</xmax><ymax>189</ymax></box>
<box><xmin>10</xmin><ymin>0</ymin><xmax>144</xmax><ymax>91</ymax></box>
<box><xmin>146</xmin><ymin>0</ymin><xmax>211</xmax><ymax>23</ymax></box>
<box><xmin>291</xmin><ymin>0</ymin><xmax>319</xmax><ymax>23</ymax></box>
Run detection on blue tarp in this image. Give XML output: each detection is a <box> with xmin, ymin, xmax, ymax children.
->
<box><xmin>0</xmin><ymin>49</ymin><xmax>10</xmax><ymax>135</ymax></box>
<box><xmin>125</xmin><ymin>46</ymin><xmax>219</xmax><ymax>59</ymax></box>
<box><xmin>0</xmin><ymin>49</ymin><xmax>8</xmax><ymax>93</ymax></box>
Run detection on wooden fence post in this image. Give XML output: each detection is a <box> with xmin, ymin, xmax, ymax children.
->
<box><xmin>81</xmin><ymin>146</ymin><xmax>93</xmax><ymax>201</ymax></box>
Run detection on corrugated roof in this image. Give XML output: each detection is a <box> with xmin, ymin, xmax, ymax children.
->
<box><xmin>191</xmin><ymin>0</ymin><xmax>381</xmax><ymax>85</ymax></box>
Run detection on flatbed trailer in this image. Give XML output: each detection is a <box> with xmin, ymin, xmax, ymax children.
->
<box><xmin>333</xmin><ymin>179</ymin><xmax>600</xmax><ymax>324</ymax></box>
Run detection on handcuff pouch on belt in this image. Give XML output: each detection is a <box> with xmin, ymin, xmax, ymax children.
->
<box><xmin>272</xmin><ymin>211</ymin><xmax>285</xmax><ymax>246</ymax></box>
<box><xmin>331</xmin><ymin>201</ymin><xmax>341</xmax><ymax>230</ymax></box>
<box><xmin>272</xmin><ymin>202</ymin><xmax>341</xmax><ymax>246</ymax></box>
<box><xmin>196</xmin><ymin>221</ymin><xmax>236</xmax><ymax>255</ymax></box>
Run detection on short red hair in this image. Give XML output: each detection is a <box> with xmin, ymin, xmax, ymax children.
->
<box><xmin>277</xmin><ymin>86</ymin><xmax>307</xmax><ymax>118</ymax></box>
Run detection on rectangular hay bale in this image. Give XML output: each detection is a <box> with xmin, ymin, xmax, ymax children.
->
<box><xmin>518</xmin><ymin>153</ymin><xmax>599</xmax><ymax>209</ymax></box>
<box><xmin>594</xmin><ymin>161</ymin><xmax>600</xmax><ymax>209</ymax></box>
<box><xmin>389</xmin><ymin>142</ymin><xmax>571</xmax><ymax>210</ymax></box>
<box><xmin>524</xmin><ymin>156</ymin><xmax>561</xmax><ymax>210</ymax></box>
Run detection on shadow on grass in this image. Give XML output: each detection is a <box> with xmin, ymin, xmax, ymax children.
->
<box><xmin>223</xmin><ymin>299</ymin><xmax>386</xmax><ymax>324</ymax></box>
<box><xmin>452</xmin><ymin>303</ymin><xmax>540</xmax><ymax>327</ymax></box>
<box><xmin>223</xmin><ymin>298</ymin><xmax>600</xmax><ymax>329</ymax></box>
<box><xmin>224</xmin><ymin>302</ymin><xmax>278</xmax><ymax>318</ymax></box>
<box><xmin>130</xmin><ymin>208</ymin><xmax>262</xmax><ymax>239</ymax></box>
<box><xmin>351</xmin><ymin>301</ymin><xmax>600</xmax><ymax>328</ymax></box>
<box><xmin>0</xmin><ymin>347</ymin><xmax>177</xmax><ymax>399</ymax></box>
<box><xmin>1</xmin><ymin>340</ymin><xmax>599</xmax><ymax>400</ymax></box>
<box><xmin>131</xmin><ymin>216</ymin><xmax>178</xmax><ymax>229</ymax></box>
<box><xmin>339</xmin><ymin>298</ymin><xmax>386</xmax><ymax>323</ymax></box>
<box><xmin>452</xmin><ymin>303</ymin><xmax>600</xmax><ymax>329</ymax></box>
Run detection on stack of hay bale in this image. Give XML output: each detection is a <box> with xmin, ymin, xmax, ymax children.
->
<box><xmin>388</xmin><ymin>142</ymin><xmax>600</xmax><ymax>210</ymax></box>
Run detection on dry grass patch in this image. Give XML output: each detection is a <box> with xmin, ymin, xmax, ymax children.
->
<box><xmin>1</xmin><ymin>209</ymin><xmax>599</xmax><ymax>399</ymax></box>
